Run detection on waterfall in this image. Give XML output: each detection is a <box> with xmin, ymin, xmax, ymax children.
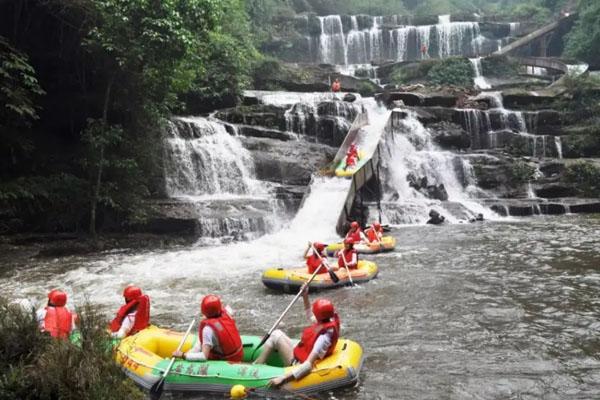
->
<box><xmin>438</xmin><ymin>15</ymin><xmax>451</xmax><ymax>24</ymax></box>
<box><xmin>555</xmin><ymin>136</ymin><xmax>563</xmax><ymax>159</ymax></box>
<box><xmin>164</xmin><ymin>117</ymin><xmax>260</xmax><ymax>197</ymax></box>
<box><xmin>314</xmin><ymin>15</ymin><xmax>484</xmax><ymax>65</ymax></box>
<box><xmin>470</xmin><ymin>57</ymin><xmax>491</xmax><ymax>89</ymax></box>
<box><xmin>380</xmin><ymin>110</ymin><xmax>497</xmax><ymax>223</ymax></box>
<box><xmin>509</xmin><ymin>22</ymin><xmax>520</xmax><ymax>36</ymax></box>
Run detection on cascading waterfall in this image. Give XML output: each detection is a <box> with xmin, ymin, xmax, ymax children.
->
<box><xmin>314</xmin><ymin>14</ymin><xmax>484</xmax><ymax>64</ymax></box>
<box><xmin>470</xmin><ymin>57</ymin><xmax>492</xmax><ymax>89</ymax></box>
<box><xmin>555</xmin><ymin>136</ymin><xmax>563</xmax><ymax>159</ymax></box>
<box><xmin>380</xmin><ymin>110</ymin><xmax>497</xmax><ymax>224</ymax></box>
<box><xmin>164</xmin><ymin>117</ymin><xmax>259</xmax><ymax>197</ymax></box>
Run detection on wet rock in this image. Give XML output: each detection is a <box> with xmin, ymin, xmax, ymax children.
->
<box><xmin>503</xmin><ymin>90</ymin><xmax>556</xmax><ymax>109</ymax></box>
<box><xmin>343</xmin><ymin>93</ymin><xmax>357</xmax><ymax>102</ymax></box>
<box><xmin>426</xmin><ymin>209</ymin><xmax>446</xmax><ymax>225</ymax></box>
<box><xmin>428</xmin><ymin>121</ymin><xmax>471</xmax><ymax>150</ymax></box>
<box><xmin>539</xmin><ymin>203</ymin><xmax>568</xmax><ymax>215</ymax></box>
<box><xmin>534</xmin><ymin>184</ymin><xmax>576</xmax><ymax>198</ymax></box>
<box><xmin>237</xmin><ymin>125</ymin><xmax>297</xmax><ymax>141</ymax></box>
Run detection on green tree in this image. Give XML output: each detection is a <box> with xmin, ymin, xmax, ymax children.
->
<box><xmin>427</xmin><ymin>57</ymin><xmax>474</xmax><ymax>87</ymax></box>
<box><xmin>565</xmin><ymin>0</ymin><xmax>600</xmax><ymax>67</ymax></box>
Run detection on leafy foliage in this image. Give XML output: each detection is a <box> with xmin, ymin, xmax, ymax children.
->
<box><xmin>0</xmin><ymin>299</ymin><xmax>143</xmax><ymax>400</ymax></box>
<box><xmin>426</xmin><ymin>57</ymin><xmax>474</xmax><ymax>87</ymax></box>
<box><xmin>390</xmin><ymin>61</ymin><xmax>437</xmax><ymax>85</ymax></box>
<box><xmin>565</xmin><ymin>0</ymin><xmax>600</xmax><ymax>67</ymax></box>
<box><xmin>510</xmin><ymin>161</ymin><xmax>537</xmax><ymax>184</ymax></box>
<box><xmin>481</xmin><ymin>55</ymin><xmax>519</xmax><ymax>78</ymax></box>
<box><xmin>564</xmin><ymin>161</ymin><xmax>600</xmax><ymax>197</ymax></box>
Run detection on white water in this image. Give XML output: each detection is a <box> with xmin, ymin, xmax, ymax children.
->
<box><xmin>164</xmin><ymin>117</ymin><xmax>262</xmax><ymax>197</ymax></box>
<box><xmin>381</xmin><ymin>110</ymin><xmax>499</xmax><ymax>223</ymax></box>
<box><xmin>315</xmin><ymin>14</ymin><xmax>484</xmax><ymax>64</ymax></box>
<box><xmin>470</xmin><ymin>57</ymin><xmax>492</xmax><ymax>90</ymax></box>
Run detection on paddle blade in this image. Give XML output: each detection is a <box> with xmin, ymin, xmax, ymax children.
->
<box><xmin>329</xmin><ymin>270</ymin><xmax>340</xmax><ymax>283</ymax></box>
<box><xmin>149</xmin><ymin>377</ymin><xmax>165</xmax><ymax>400</ymax></box>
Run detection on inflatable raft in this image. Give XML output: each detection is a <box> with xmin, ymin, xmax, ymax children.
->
<box><xmin>335</xmin><ymin>151</ymin><xmax>367</xmax><ymax>177</ymax></box>
<box><xmin>326</xmin><ymin>236</ymin><xmax>396</xmax><ymax>256</ymax></box>
<box><xmin>261</xmin><ymin>260</ymin><xmax>378</xmax><ymax>292</ymax></box>
<box><xmin>115</xmin><ymin>326</ymin><xmax>363</xmax><ymax>395</ymax></box>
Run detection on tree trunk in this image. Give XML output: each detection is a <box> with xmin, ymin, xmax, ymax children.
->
<box><xmin>89</xmin><ymin>76</ymin><xmax>114</xmax><ymax>238</ymax></box>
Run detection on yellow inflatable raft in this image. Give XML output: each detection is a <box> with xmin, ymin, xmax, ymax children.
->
<box><xmin>335</xmin><ymin>151</ymin><xmax>367</xmax><ymax>177</ymax></box>
<box><xmin>261</xmin><ymin>260</ymin><xmax>378</xmax><ymax>292</ymax></box>
<box><xmin>326</xmin><ymin>236</ymin><xmax>396</xmax><ymax>256</ymax></box>
<box><xmin>115</xmin><ymin>326</ymin><xmax>363</xmax><ymax>395</ymax></box>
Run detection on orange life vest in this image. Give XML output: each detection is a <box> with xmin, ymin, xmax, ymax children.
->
<box><xmin>110</xmin><ymin>295</ymin><xmax>150</xmax><ymax>336</ymax></box>
<box><xmin>43</xmin><ymin>306</ymin><xmax>73</xmax><ymax>339</ymax></box>
<box><xmin>337</xmin><ymin>248</ymin><xmax>358</xmax><ymax>269</ymax></box>
<box><xmin>306</xmin><ymin>254</ymin><xmax>327</xmax><ymax>274</ymax></box>
<box><xmin>199</xmin><ymin>312</ymin><xmax>243</xmax><ymax>362</ymax></box>
<box><xmin>345</xmin><ymin>229</ymin><xmax>362</xmax><ymax>243</ymax></box>
<box><xmin>293</xmin><ymin>314</ymin><xmax>340</xmax><ymax>363</ymax></box>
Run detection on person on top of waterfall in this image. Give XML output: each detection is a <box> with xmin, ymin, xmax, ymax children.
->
<box><xmin>344</xmin><ymin>143</ymin><xmax>360</xmax><ymax>170</ymax></box>
<box><xmin>37</xmin><ymin>289</ymin><xmax>78</xmax><ymax>339</ymax></box>
<box><xmin>336</xmin><ymin>237</ymin><xmax>358</xmax><ymax>270</ymax></box>
<box><xmin>173</xmin><ymin>295</ymin><xmax>243</xmax><ymax>362</ymax></box>
<box><xmin>331</xmin><ymin>78</ymin><xmax>341</xmax><ymax>93</ymax></box>
<box><xmin>364</xmin><ymin>222</ymin><xmax>384</xmax><ymax>244</ymax></box>
<box><xmin>420</xmin><ymin>43</ymin><xmax>428</xmax><ymax>58</ymax></box>
<box><xmin>254</xmin><ymin>284</ymin><xmax>340</xmax><ymax>388</ymax></box>
<box><xmin>110</xmin><ymin>285</ymin><xmax>150</xmax><ymax>338</ymax></box>
<box><xmin>303</xmin><ymin>242</ymin><xmax>336</xmax><ymax>274</ymax></box>
<box><xmin>345</xmin><ymin>221</ymin><xmax>367</xmax><ymax>243</ymax></box>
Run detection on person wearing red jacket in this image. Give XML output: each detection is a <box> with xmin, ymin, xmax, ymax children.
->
<box><xmin>344</xmin><ymin>143</ymin><xmax>359</xmax><ymax>169</ymax></box>
<box><xmin>303</xmin><ymin>242</ymin><xmax>335</xmax><ymax>274</ymax></box>
<box><xmin>345</xmin><ymin>221</ymin><xmax>366</xmax><ymax>243</ymax></box>
<box><xmin>36</xmin><ymin>289</ymin><xmax>77</xmax><ymax>339</ymax></box>
<box><xmin>336</xmin><ymin>238</ymin><xmax>358</xmax><ymax>270</ymax></box>
<box><xmin>173</xmin><ymin>295</ymin><xmax>243</xmax><ymax>362</ymax></box>
<box><xmin>364</xmin><ymin>222</ymin><xmax>383</xmax><ymax>243</ymax></box>
<box><xmin>331</xmin><ymin>78</ymin><xmax>341</xmax><ymax>93</ymax></box>
<box><xmin>254</xmin><ymin>285</ymin><xmax>340</xmax><ymax>387</ymax></box>
<box><xmin>110</xmin><ymin>285</ymin><xmax>150</xmax><ymax>338</ymax></box>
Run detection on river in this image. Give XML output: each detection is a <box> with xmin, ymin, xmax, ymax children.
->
<box><xmin>2</xmin><ymin>215</ymin><xmax>600</xmax><ymax>399</ymax></box>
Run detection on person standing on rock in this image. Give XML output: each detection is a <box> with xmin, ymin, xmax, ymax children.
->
<box><xmin>37</xmin><ymin>289</ymin><xmax>78</xmax><ymax>339</ymax></box>
<box><xmin>254</xmin><ymin>285</ymin><xmax>340</xmax><ymax>388</ymax></box>
<box><xmin>110</xmin><ymin>285</ymin><xmax>150</xmax><ymax>338</ymax></box>
<box><xmin>173</xmin><ymin>295</ymin><xmax>243</xmax><ymax>362</ymax></box>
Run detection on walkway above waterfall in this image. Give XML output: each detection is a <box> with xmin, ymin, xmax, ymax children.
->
<box><xmin>493</xmin><ymin>14</ymin><xmax>577</xmax><ymax>56</ymax></box>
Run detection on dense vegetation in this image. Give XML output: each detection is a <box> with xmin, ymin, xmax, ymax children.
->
<box><xmin>389</xmin><ymin>58</ymin><xmax>474</xmax><ymax>87</ymax></box>
<box><xmin>0</xmin><ymin>299</ymin><xmax>143</xmax><ymax>399</ymax></box>
<box><xmin>565</xmin><ymin>0</ymin><xmax>600</xmax><ymax>67</ymax></box>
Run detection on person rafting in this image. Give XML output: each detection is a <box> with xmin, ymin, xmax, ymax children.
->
<box><xmin>37</xmin><ymin>289</ymin><xmax>78</xmax><ymax>339</ymax></box>
<box><xmin>173</xmin><ymin>295</ymin><xmax>243</xmax><ymax>362</ymax></box>
<box><xmin>336</xmin><ymin>238</ymin><xmax>358</xmax><ymax>270</ymax></box>
<box><xmin>254</xmin><ymin>285</ymin><xmax>340</xmax><ymax>387</ymax></box>
<box><xmin>345</xmin><ymin>221</ymin><xmax>366</xmax><ymax>243</ymax></box>
<box><xmin>344</xmin><ymin>143</ymin><xmax>359</xmax><ymax>170</ymax></box>
<box><xmin>110</xmin><ymin>285</ymin><xmax>150</xmax><ymax>338</ymax></box>
<box><xmin>364</xmin><ymin>222</ymin><xmax>383</xmax><ymax>244</ymax></box>
<box><xmin>331</xmin><ymin>78</ymin><xmax>341</xmax><ymax>93</ymax></box>
<box><xmin>303</xmin><ymin>242</ymin><xmax>335</xmax><ymax>274</ymax></box>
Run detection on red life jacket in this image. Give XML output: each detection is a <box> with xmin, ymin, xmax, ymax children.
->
<box><xmin>345</xmin><ymin>229</ymin><xmax>362</xmax><ymax>243</ymax></box>
<box><xmin>43</xmin><ymin>306</ymin><xmax>73</xmax><ymax>339</ymax></box>
<box><xmin>306</xmin><ymin>254</ymin><xmax>326</xmax><ymax>274</ymax></box>
<box><xmin>345</xmin><ymin>154</ymin><xmax>357</xmax><ymax>167</ymax></box>
<box><xmin>365</xmin><ymin>227</ymin><xmax>380</xmax><ymax>242</ymax></box>
<box><xmin>199</xmin><ymin>312</ymin><xmax>243</xmax><ymax>362</ymax></box>
<box><xmin>337</xmin><ymin>248</ymin><xmax>357</xmax><ymax>269</ymax></box>
<box><xmin>109</xmin><ymin>295</ymin><xmax>150</xmax><ymax>336</ymax></box>
<box><xmin>293</xmin><ymin>314</ymin><xmax>340</xmax><ymax>363</ymax></box>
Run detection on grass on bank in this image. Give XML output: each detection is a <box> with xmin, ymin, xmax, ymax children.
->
<box><xmin>0</xmin><ymin>299</ymin><xmax>143</xmax><ymax>400</ymax></box>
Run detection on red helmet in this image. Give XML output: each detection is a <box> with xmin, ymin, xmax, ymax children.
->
<box><xmin>48</xmin><ymin>290</ymin><xmax>67</xmax><ymax>307</ymax></box>
<box><xmin>350</xmin><ymin>221</ymin><xmax>359</xmax><ymax>229</ymax></box>
<box><xmin>344</xmin><ymin>237</ymin><xmax>355</xmax><ymax>245</ymax></box>
<box><xmin>314</xmin><ymin>242</ymin><xmax>326</xmax><ymax>251</ymax></box>
<box><xmin>123</xmin><ymin>286</ymin><xmax>142</xmax><ymax>302</ymax></box>
<box><xmin>312</xmin><ymin>299</ymin><xmax>335</xmax><ymax>322</ymax></box>
<box><xmin>373</xmin><ymin>222</ymin><xmax>381</xmax><ymax>230</ymax></box>
<box><xmin>201</xmin><ymin>295</ymin><xmax>222</xmax><ymax>318</ymax></box>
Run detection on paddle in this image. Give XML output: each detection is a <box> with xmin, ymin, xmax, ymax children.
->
<box><xmin>149</xmin><ymin>317</ymin><xmax>197</xmax><ymax>400</ymax></box>
<box><xmin>340</xmin><ymin>248</ymin><xmax>355</xmax><ymax>286</ymax></box>
<box><xmin>252</xmin><ymin>243</ymin><xmax>339</xmax><ymax>358</ymax></box>
<box><xmin>308</xmin><ymin>243</ymin><xmax>340</xmax><ymax>284</ymax></box>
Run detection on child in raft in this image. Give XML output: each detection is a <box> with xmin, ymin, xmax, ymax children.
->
<box><xmin>303</xmin><ymin>242</ymin><xmax>337</xmax><ymax>274</ymax></box>
<box><xmin>254</xmin><ymin>284</ymin><xmax>340</xmax><ymax>387</ymax></box>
